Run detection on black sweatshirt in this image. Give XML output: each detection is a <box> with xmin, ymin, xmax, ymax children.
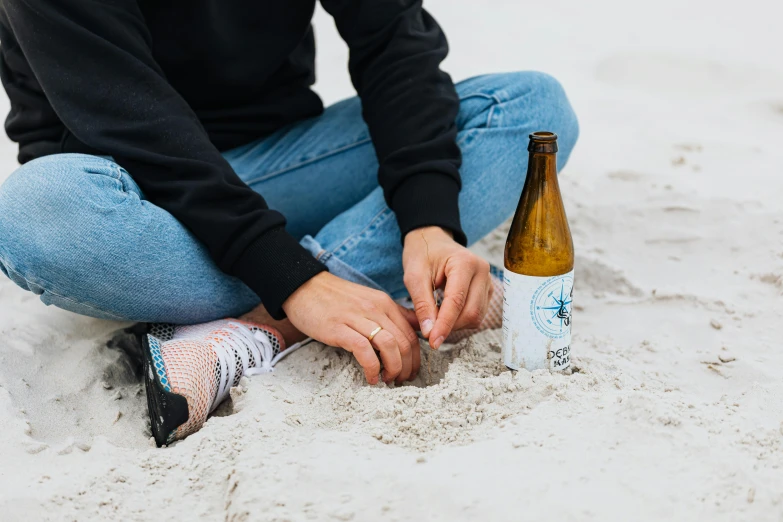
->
<box><xmin>0</xmin><ymin>0</ymin><xmax>465</xmax><ymax>319</ymax></box>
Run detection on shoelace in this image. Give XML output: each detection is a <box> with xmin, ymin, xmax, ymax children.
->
<box><xmin>209</xmin><ymin>321</ymin><xmax>310</xmax><ymax>410</ymax></box>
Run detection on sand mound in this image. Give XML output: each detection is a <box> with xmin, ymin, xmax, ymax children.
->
<box><xmin>233</xmin><ymin>331</ymin><xmax>580</xmax><ymax>451</ymax></box>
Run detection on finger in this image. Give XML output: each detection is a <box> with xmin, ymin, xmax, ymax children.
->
<box><xmin>372</xmin><ymin>329</ymin><xmax>403</xmax><ymax>383</ymax></box>
<box><xmin>371</xmin><ymin>315</ymin><xmax>411</xmax><ymax>384</ymax></box>
<box><xmin>453</xmin><ymin>275</ymin><xmax>490</xmax><ymax>332</ymax></box>
<box><xmin>411</xmin><ymin>335</ymin><xmax>421</xmax><ymax>379</ymax></box>
<box><xmin>397</xmin><ymin>304</ymin><xmax>420</xmax><ymax>332</ymax></box>
<box><xmin>384</xmin><ymin>304</ymin><xmax>419</xmax><ymax>383</ymax></box>
<box><xmin>334</xmin><ymin>325</ymin><xmax>381</xmax><ymax>385</ymax></box>
<box><xmin>429</xmin><ymin>268</ymin><xmax>473</xmax><ymax>349</ymax></box>
<box><xmin>403</xmin><ymin>266</ymin><xmax>438</xmax><ymax>338</ymax></box>
<box><xmin>394</xmin><ymin>305</ymin><xmax>422</xmax><ymax>380</ymax></box>
<box><xmin>350</xmin><ymin>318</ymin><xmax>403</xmax><ymax>383</ymax></box>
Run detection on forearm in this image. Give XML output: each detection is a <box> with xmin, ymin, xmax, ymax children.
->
<box><xmin>321</xmin><ymin>0</ymin><xmax>466</xmax><ymax>244</ymax></box>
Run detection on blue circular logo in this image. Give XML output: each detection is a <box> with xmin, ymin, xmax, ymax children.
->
<box><xmin>530</xmin><ymin>274</ymin><xmax>573</xmax><ymax>338</ymax></box>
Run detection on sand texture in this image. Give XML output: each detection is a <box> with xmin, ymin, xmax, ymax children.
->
<box><xmin>1</xmin><ymin>0</ymin><xmax>782</xmax><ymax>520</ymax></box>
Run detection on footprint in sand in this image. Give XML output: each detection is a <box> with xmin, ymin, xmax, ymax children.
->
<box><xmin>607</xmin><ymin>170</ymin><xmax>643</xmax><ymax>182</ymax></box>
<box><xmin>674</xmin><ymin>144</ymin><xmax>703</xmax><ymax>153</ymax></box>
<box><xmin>595</xmin><ymin>52</ymin><xmax>783</xmax><ymax>97</ymax></box>
<box><xmin>752</xmin><ymin>273</ymin><xmax>783</xmax><ymax>291</ymax></box>
<box><xmin>670</xmin><ymin>144</ymin><xmax>703</xmax><ymax>171</ymax></box>
<box><xmin>750</xmin><ymin>100</ymin><xmax>783</xmax><ymax>122</ymax></box>
<box><xmin>575</xmin><ymin>256</ymin><xmax>644</xmax><ymax>298</ymax></box>
<box><xmin>662</xmin><ymin>206</ymin><xmax>700</xmax><ymax>214</ymax></box>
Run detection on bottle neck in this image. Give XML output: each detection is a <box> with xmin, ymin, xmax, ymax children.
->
<box><xmin>504</xmin><ymin>148</ymin><xmax>572</xmax><ymax>277</ymax></box>
<box><xmin>527</xmin><ymin>152</ymin><xmax>557</xmax><ymax>181</ymax></box>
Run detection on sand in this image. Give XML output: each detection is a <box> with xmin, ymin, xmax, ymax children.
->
<box><xmin>1</xmin><ymin>0</ymin><xmax>782</xmax><ymax>520</ymax></box>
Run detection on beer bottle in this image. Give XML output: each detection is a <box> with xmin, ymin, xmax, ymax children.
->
<box><xmin>502</xmin><ymin>131</ymin><xmax>574</xmax><ymax>371</ymax></box>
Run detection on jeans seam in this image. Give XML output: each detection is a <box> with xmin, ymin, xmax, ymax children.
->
<box><xmin>317</xmin><ymin>250</ymin><xmax>333</xmax><ymax>264</ymax></box>
<box><xmin>485</xmin><ymin>93</ymin><xmax>503</xmax><ymax>128</ymax></box>
<box><xmin>113</xmin><ymin>165</ymin><xmax>126</xmax><ymax>182</ymax></box>
<box><xmin>0</xmin><ymin>254</ymin><xmax>127</xmax><ymax>321</ymax></box>
<box><xmin>458</xmin><ymin>91</ymin><xmax>504</xmax><ymax>130</ymax></box>
<box><xmin>328</xmin><ymin>206</ymin><xmax>393</xmax><ymax>258</ymax></box>
<box><xmin>486</xmin><ymin>103</ymin><xmax>501</xmax><ymax>129</ymax></box>
<box><xmin>459</xmin><ymin>91</ymin><xmax>502</xmax><ymax>105</ymax></box>
<box><xmin>54</xmin><ymin>154</ymin><xmax>121</xmax><ymax>181</ymax></box>
<box><xmin>243</xmin><ymin>137</ymin><xmax>373</xmax><ymax>186</ymax></box>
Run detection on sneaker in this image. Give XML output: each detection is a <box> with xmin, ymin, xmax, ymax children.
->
<box><xmin>143</xmin><ymin>319</ymin><xmax>301</xmax><ymax>446</ymax></box>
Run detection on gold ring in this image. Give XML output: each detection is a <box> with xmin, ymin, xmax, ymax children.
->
<box><xmin>368</xmin><ymin>326</ymin><xmax>383</xmax><ymax>342</ymax></box>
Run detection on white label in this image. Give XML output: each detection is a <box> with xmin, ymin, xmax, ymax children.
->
<box><xmin>502</xmin><ymin>270</ymin><xmax>573</xmax><ymax>371</ymax></box>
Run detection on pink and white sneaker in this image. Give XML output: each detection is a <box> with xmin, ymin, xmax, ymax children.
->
<box><xmin>143</xmin><ymin>319</ymin><xmax>303</xmax><ymax>446</ymax></box>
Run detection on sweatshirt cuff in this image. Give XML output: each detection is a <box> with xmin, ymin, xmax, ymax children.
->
<box><xmin>232</xmin><ymin>227</ymin><xmax>328</xmax><ymax>320</ymax></box>
<box><xmin>390</xmin><ymin>173</ymin><xmax>467</xmax><ymax>246</ymax></box>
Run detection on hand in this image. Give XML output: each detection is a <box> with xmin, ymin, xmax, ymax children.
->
<box><xmin>282</xmin><ymin>272</ymin><xmax>420</xmax><ymax>384</ymax></box>
<box><xmin>403</xmin><ymin>226</ymin><xmax>493</xmax><ymax>349</ymax></box>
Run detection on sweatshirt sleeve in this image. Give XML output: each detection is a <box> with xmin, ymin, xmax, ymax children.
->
<box><xmin>2</xmin><ymin>0</ymin><xmax>326</xmax><ymax>319</ymax></box>
<box><xmin>319</xmin><ymin>0</ymin><xmax>467</xmax><ymax>245</ymax></box>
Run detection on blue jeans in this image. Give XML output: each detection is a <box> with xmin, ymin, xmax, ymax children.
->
<box><xmin>0</xmin><ymin>72</ymin><xmax>578</xmax><ymax>324</ymax></box>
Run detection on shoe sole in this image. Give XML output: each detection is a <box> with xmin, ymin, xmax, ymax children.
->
<box><xmin>142</xmin><ymin>335</ymin><xmax>190</xmax><ymax>447</ymax></box>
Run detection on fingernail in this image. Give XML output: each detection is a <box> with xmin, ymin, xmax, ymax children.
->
<box><xmin>432</xmin><ymin>336</ymin><xmax>444</xmax><ymax>350</ymax></box>
<box><xmin>421</xmin><ymin>319</ymin><xmax>434</xmax><ymax>337</ymax></box>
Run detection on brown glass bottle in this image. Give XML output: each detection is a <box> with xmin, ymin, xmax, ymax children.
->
<box><xmin>502</xmin><ymin>132</ymin><xmax>574</xmax><ymax>371</ymax></box>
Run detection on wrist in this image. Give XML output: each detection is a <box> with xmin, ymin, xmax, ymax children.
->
<box><xmin>404</xmin><ymin>226</ymin><xmax>454</xmax><ymax>247</ymax></box>
<box><xmin>281</xmin><ymin>270</ymin><xmax>327</xmax><ymax>315</ymax></box>
<box><xmin>233</xmin><ymin>227</ymin><xmax>327</xmax><ymax>320</ymax></box>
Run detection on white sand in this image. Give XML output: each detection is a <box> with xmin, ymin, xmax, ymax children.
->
<box><xmin>1</xmin><ymin>0</ymin><xmax>782</xmax><ymax>519</ymax></box>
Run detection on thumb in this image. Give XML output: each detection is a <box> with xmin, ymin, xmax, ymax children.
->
<box><xmin>403</xmin><ymin>268</ymin><xmax>438</xmax><ymax>338</ymax></box>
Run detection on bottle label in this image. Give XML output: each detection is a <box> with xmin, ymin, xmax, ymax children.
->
<box><xmin>502</xmin><ymin>270</ymin><xmax>573</xmax><ymax>371</ymax></box>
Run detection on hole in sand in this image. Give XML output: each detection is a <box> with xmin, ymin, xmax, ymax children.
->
<box><xmin>407</xmin><ymin>342</ymin><xmax>460</xmax><ymax>388</ymax></box>
<box><xmin>212</xmin><ymin>397</ymin><xmax>236</xmax><ymax>417</ymax></box>
<box><xmin>297</xmin><ymin>331</ymin><xmax>566</xmax><ymax>451</ymax></box>
<box><xmin>405</xmin><ymin>337</ymin><xmax>501</xmax><ymax>388</ymax></box>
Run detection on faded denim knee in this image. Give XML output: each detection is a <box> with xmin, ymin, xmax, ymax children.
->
<box><xmin>0</xmin><ymin>153</ymin><xmax>128</xmax><ymax>296</ymax></box>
